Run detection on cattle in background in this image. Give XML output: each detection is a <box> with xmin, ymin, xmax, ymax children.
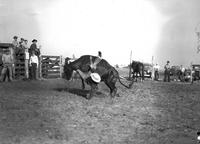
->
<box><xmin>130</xmin><ymin>61</ymin><xmax>144</xmax><ymax>82</ymax></box>
<box><xmin>63</xmin><ymin>55</ymin><xmax>132</xmax><ymax>99</ymax></box>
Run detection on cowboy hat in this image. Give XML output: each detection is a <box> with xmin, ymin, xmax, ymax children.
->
<box><xmin>32</xmin><ymin>39</ymin><xmax>37</xmax><ymax>42</ymax></box>
<box><xmin>13</xmin><ymin>36</ymin><xmax>18</xmax><ymax>39</ymax></box>
<box><xmin>90</xmin><ymin>73</ymin><xmax>101</xmax><ymax>83</ymax></box>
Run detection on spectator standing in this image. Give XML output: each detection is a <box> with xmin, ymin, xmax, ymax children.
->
<box><xmin>19</xmin><ymin>38</ymin><xmax>25</xmax><ymax>47</ymax></box>
<box><xmin>24</xmin><ymin>40</ymin><xmax>29</xmax><ymax>79</ymax></box>
<box><xmin>29</xmin><ymin>39</ymin><xmax>40</xmax><ymax>57</ymax></box>
<box><xmin>11</xmin><ymin>36</ymin><xmax>19</xmax><ymax>79</ymax></box>
<box><xmin>154</xmin><ymin>63</ymin><xmax>159</xmax><ymax>81</ymax></box>
<box><xmin>29</xmin><ymin>51</ymin><xmax>38</xmax><ymax>80</ymax></box>
<box><xmin>0</xmin><ymin>49</ymin><xmax>14</xmax><ymax>82</ymax></box>
<box><xmin>16</xmin><ymin>38</ymin><xmax>25</xmax><ymax>55</ymax></box>
<box><xmin>164</xmin><ymin>61</ymin><xmax>171</xmax><ymax>82</ymax></box>
<box><xmin>180</xmin><ymin>65</ymin><xmax>185</xmax><ymax>82</ymax></box>
<box><xmin>12</xmin><ymin>36</ymin><xmax>19</xmax><ymax>48</ymax></box>
<box><xmin>191</xmin><ymin>66</ymin><xmax>195</xmax><ymax>84</ymax></box>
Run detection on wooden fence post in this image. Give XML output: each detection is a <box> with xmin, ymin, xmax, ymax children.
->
<box><xmin>129</xmin><ymin>50</ymin><xmax>132</xmax><ymax>79</ymax></box>
<box><xmin>39</xmin><ymin>55</ymin><xmax>42</xmax><ymax>79</ymax></box>
<box><xmin>59</xmin><ymin>55</ymin><xmax>62</xmax><ymax>78</ymax></box>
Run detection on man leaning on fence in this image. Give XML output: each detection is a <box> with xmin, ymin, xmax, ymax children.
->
<box><xmin>0</xmin><ymin>49</ymin><xmax>14</xmax><ymax>82</ymax></box>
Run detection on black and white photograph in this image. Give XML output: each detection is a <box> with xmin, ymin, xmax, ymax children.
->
<box><xmin>0</xmin><ymin>0</ymin><xmax>200</xmax><ymax>143</ymax></box>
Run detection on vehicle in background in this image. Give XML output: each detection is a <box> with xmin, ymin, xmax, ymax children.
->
<box><xmin>143</xmin><ymin>63</ymin><xmax>152</xmax><ymax>78</ymax></box>
<box><xmin>191</xmin><ymin>64</ymin><xmax>200</xmax><ymax>81</ymax></box>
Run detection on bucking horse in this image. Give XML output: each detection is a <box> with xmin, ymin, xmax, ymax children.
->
<box><xmin>63</xmin><ymin>55</ymin><xmax>133</xmax><ymax>99</ymax></box>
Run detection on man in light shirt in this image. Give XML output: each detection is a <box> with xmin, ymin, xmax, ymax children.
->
<box><xmin>154</xmin><ymin>63</ymin><xmax>160</xmax><ymax>81</ymax></box>
<box><xmin>180</xmin><ymin>65</ymin><xmax>185</xmax><ymax>82</ymax></box>
<box><xmin>29</xmin><ymin>51</ymin><xmax>38</xmax><ymax>80</ymax></box>
<box><xmin>24</xmin><ymin>39</ymin><xmax>29</xmax><ymax>79</ymax></box>
<box><xmin>1</xmin><ymin>49</ymin><xmax>14</xmax><ymax>82</ymax></box>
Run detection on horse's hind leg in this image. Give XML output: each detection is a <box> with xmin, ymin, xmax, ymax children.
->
<box><xmin>105</xmin><ymin>81</ymin><xmax>119</xmax><ymax>98</ymax></box>
<box><xmin>86</xmin><ymin>82</ymin><xmax>98</xmax><ymax>100</ymax></box>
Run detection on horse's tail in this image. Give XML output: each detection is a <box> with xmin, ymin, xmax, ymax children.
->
<box><xmin>112</xmin><ymin>68</ymin><xmax>133</xmax><ymax>88</ymax></box>
<box><xmin>118</xmin><ymin>75</ymin><xmax>133</xmax><ymax>89</ymax></box>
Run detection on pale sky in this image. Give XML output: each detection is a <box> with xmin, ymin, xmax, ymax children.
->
<box><xmin>0</xmin><ymin>0</ymin><xmax>200</xmax><ymax>67</ymax></box>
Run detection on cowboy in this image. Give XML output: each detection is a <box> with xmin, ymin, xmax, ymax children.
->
<box><xmin>29</xmin><ymin>39</ymin><xmax>40</xmax><ymax>57</ymax></box>
<box><xmin>76</xmin><ymin>53</ymin><xmax>102</xmax><ymax>85</ymax></box>
<box><xmin>76</xmin><ymin>69</ymin><xmax>101</xmax><ymax>90</ymax></box>
<box><xmin>16</xmin><ymin>38</ymin><xmax>25</xmax><ymax>55</ymax></box>
<box><xmin>12</xmin><ymin>36</ymin><xmax>19</xmax><ymax>48</ymax></box>
<box><xmin>90</xmin><ymin>51</ymin><xmax>102</xmax><ymax>71</ymax></box>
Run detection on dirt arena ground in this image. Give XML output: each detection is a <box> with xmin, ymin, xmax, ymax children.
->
<box><xmin>0</xmin><ymin>68</ymin><xmax>200</xmax><ymax>144</ymax></box>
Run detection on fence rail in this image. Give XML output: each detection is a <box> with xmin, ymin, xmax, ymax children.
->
<box><xmin>41</xmin><ymin>55</ymin><xmax>62</xmax><ymax>79</ymax></box>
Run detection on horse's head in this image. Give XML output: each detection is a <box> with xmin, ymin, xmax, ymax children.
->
<box><xmin>63</xmin><ymin>63</ymin><xmax>74</xmax><ymax>80</ymax></box>
<box><xmin>65</xmin><ymin>57</ymin><xmax>71</xmax><ymax>65</ymax></box>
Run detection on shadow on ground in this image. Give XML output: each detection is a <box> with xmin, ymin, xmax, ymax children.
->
<box><xmin>54</xmin><ymin>87</ymin><xmax>106</xmax><ymax>99</ymax></box>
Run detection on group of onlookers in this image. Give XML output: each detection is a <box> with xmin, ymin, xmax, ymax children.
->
<box><xmin>153</xmin><ymin>61</ymin><xmax>195</xmax><ymax>82</ymax></box>
<box><xmin>0</xmin><ymin>36</ymin><xmax>41</xmax><ymax>82</ymax></box>
<box><xmin>153</xmin><ymin>60</ymin><xmax>178</xmax><ymax>82</ymax></box>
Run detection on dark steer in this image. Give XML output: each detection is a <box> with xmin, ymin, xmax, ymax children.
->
<box><xmin>63</xmin><ymin>55</ymin><xmax>132</xmax><ymax>99</ymax></box>
<box><xmin>130</xmin><ymin>61</ymin><xmax>144</xmax><ymax>81</ymax></box>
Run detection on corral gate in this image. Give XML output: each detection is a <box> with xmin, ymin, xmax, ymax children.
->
<box><xmin>41</xmin><ymin>55</ymin><xmax>62</xmax><ymax>79</ymax></box>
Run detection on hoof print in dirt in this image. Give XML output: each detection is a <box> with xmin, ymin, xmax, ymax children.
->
<box><xmin>46</xmin><ymin>129</ymin><xmax>64</xmax><ymax>140</ymax></box>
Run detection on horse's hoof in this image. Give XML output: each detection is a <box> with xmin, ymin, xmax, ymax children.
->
<box><xmin>86</xmin><ymin>94</ymin><xmax>92</xmax><ymax>100</ymax></box>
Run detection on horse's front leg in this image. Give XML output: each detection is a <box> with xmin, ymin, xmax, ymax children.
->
<box><xmin>76</xmin><ymin>69</ymin><xmax>90</xmax><ymax>89</ymax></box>
<box><xmin>81</xmin><ymin>77</ymin><xmax>85</xmax><ymax>89</ymax></box>
<box><xmin>86</xmin><ymin>82</ymin><xmax>97</xmax><ymax>100</ymax></box>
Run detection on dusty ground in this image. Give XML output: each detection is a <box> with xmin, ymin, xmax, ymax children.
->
<box><xmin>0</xmin><ymin>68</ymin><xmax>200</xmax><ymax>144</ymax></box>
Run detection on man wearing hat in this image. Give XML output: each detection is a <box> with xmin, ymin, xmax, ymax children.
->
<box><xmin>76</xmin><ymin>68</ymin><xmax>101</xmax><ymax>93</ymax></box>
<box><xmin>76</xmin><ymin>69</ymin><xmax>101</xmax><ymax>83</ymax></box>
<box><xmin>12</xmin><ymin>36</ymin><xmax>19</xmax><ymax>48</ymax></box>
<box><xmin>0</xmin><ymin>49</ymin><xmax>14</xmax><ymax>82</ymax></box>
<box><xmin>29</xmin><ymin>39</ymin><xmax>40</xmax><ymax>57</ymax></box>
<box><xmin>89</xmin><ymin>51</ymin><xmax>102</xmax><ymax>71</ymax></box>
<box><xmin>164</xmin><ymin>60</ymin><xmax>171</xmax><ymax>82</ymax></box>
